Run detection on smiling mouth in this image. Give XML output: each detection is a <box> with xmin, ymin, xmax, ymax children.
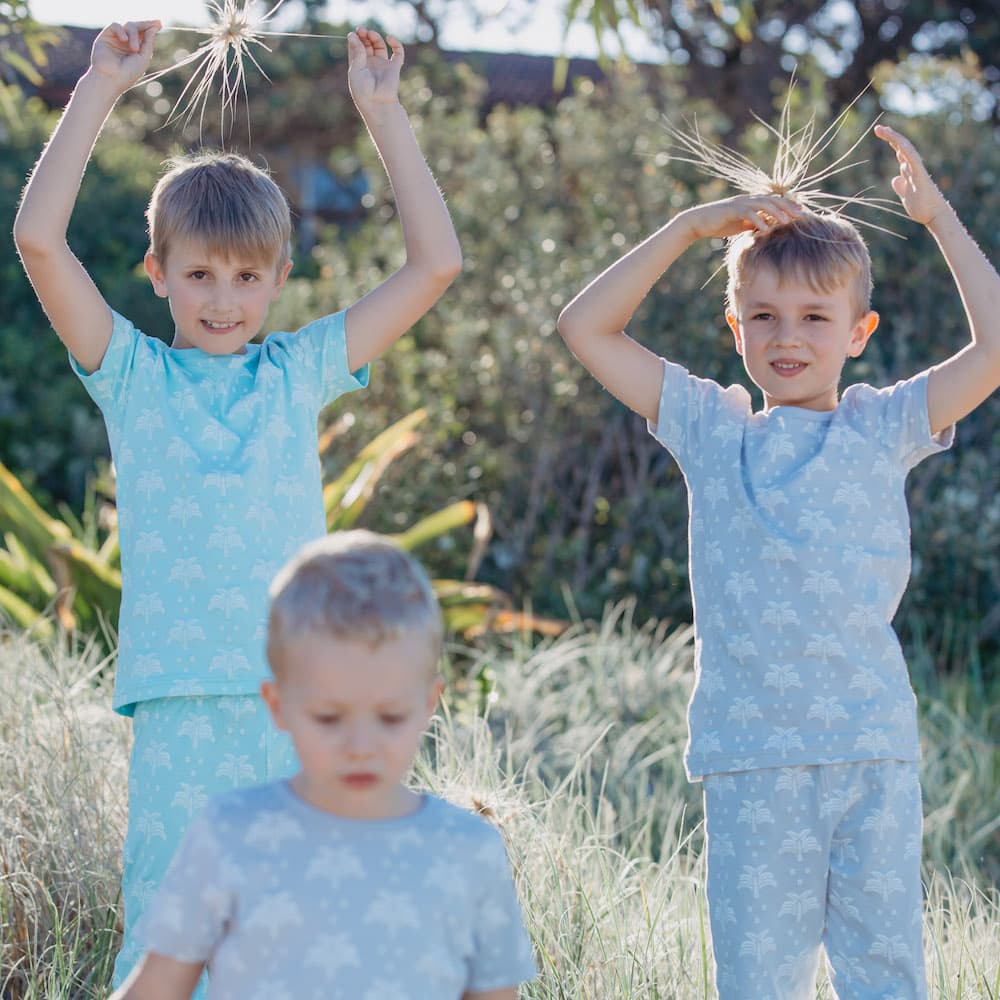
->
<box><xmin>771</xmin><ymin>360</ymin><xmax>806</xmax><ymax>375</ymax></box>
<box><xmin>202</xmin><ymin>319</ymin><xmax>239</xmax><ymax>332</ymax></box>
<box><xmin>341</xmin><ymin>773</ymin><xmax>379</xmax><ymax>788</ymax></box>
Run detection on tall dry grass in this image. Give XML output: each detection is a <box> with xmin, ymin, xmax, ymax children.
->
<box><xmin>2</xmin><ymin>606</ymin><xmax>998</xmax><ymax>998</ymax></box>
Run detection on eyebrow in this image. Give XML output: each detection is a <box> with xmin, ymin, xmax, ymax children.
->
<box><xmin>745</xmin><ymin>299</ymin><xmax>836</xmax><ymax>310</ymax></box>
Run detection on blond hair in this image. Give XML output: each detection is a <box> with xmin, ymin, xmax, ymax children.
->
<box><xmin>267</xmin><ymin>531</ymin><xmax>444</xmax><ymax>674</ymax></box>
<box><xmin>146</xmin><ymin>151</ymin><xmax>291</xmax><ymax>268</ymax></box>
<box><xmin>726</xmin><ymin>211</ymin><xmax>872</xmax><ymax>320</ymax></box>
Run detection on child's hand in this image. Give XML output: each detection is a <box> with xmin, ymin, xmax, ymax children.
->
<box><xmin>347</xmin><ymin>27</ymin><xmax>404</xmax><ymax>113</ymax></box>
<box><xmin>680</xmin><ymin>194</ymin><xmax>803</xmax><ymax>242</ymax></box>
<box><xmin>875</xmin><ymin>124</ymin><xmax>950</xmax><ymax>227</ymax></box>
<box><xmin>90</xmin><ymin>20</ymin><xmax>161</xmax><ymax>93</ymax></box>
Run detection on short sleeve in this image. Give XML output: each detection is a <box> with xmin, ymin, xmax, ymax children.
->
<box><xmin>261</xmin><ymin>311</ymin><xmax>369</xmax><ymax>411</ymax></box>
<box><xmin>848</xmin><ymin>371</ymin><xmax>954</xmax><ymax>471</ymax></box>
<box><xmin>647</xmin><ymin>358</ymin><xmax>752</xmax><ymax>467</ymax></box>
<box><xmin>137</xmin><ymin>805</ymin><xmax>234</xmax><ymax>965</ymax></box>
<box><xmin>69</xmin><ymin>310</ymin><xmax>144</xmax><ymax>428</ymax></box>
<box><xmin>466</xmin><ymin>830</ymin><xmax>536</xmax><ymax>992</ymax></box>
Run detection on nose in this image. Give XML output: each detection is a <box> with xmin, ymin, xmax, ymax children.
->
<box><xmin>344</xmin><ymin>720</ymin><xmax>377</xmax><ymax>758</ymax></box>
<box><xmin>771</xmin><ymin>320</ymin><xmax>802</xmax><ymax>348</ymax></box>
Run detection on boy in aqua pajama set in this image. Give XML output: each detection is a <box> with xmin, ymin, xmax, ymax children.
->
<box><xmin>14</xmin><ymin>19</ymin><xmax>461</xmax><ymax>996</ymax></box>
<box><xmin>558</xmin><ymin>121</ymin><xmax>1000</xmax><ymax>998</ymax></box>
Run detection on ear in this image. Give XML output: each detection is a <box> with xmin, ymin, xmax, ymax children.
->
<box><xmin>260</xmin><ymin>678</ymin><xmax>288</xmax><ymax>732</ymax></box>
<box><xmin>271</xmin><ymin>259</ymin><xmax>293</xmax><ymax>301</ymax></box>
<box><xmin>144</xmin><ymin>252</ymin><xmax>169</xmax><ymax>298</ymax></box>
<box><xmin>725</xmin><ymin>309</ymin><xmax>744</xmax><ymax>356</ymax></box>
<box><xmin>848</xmin><ymin>310</ymin><xmax>879</xmax><ymax>357</ymax></box>
<box><xmin>424</xmin><ymin>676</ymin><xmax>445</xmax><ymax>718</ymax></box>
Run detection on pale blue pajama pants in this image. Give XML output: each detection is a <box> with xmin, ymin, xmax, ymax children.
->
<box><xmin>112</xmin><ymin>694</ymin><xmax>298</xmax><ymax>998</ymax></box>
<box><xmin>702</xmin><ymin>759</ymin><xmax>926</xmax><ymax>1000</ymax></box>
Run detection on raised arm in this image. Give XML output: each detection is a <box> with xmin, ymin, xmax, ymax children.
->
<box><xmin>875</xmin><ymin>124</ymin><xmax>1000</xmax><ymax>435</ymax></box>
<box><xmin>109</xmin><ymin>952</ymin><xmax>203</xmax><ymax>1000</ymax></box>
<box><xmin>13</xmin><ymin>20</ymin><xmax>160</xmax><ymax>374</ymax></box>
<box><xmin>556</xmin><ymin>194</ymin><xmax>801</xmax><ymax>424</ymax></box>
<box><xmin>342</xmin><ymin>27</ymin><xmax>462</xmax><ymax>370</ymax></box>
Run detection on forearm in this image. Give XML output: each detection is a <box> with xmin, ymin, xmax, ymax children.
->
<box><xmin>13</xmin><ymin>71</ymin><xmax>122</xmax><ymax>253</ymax></box>
<box><xmin>360</xmin><ymin>102</ymin><xmax>462</xmax><ymax>281</ymax></box>
<box><xmin>558</xmin><ymin>210</ymin><xmax>699</xmax><ymax>344</ymax></box>
<box><xmin>927</xmin><ymin>203</ymin><xmax>1000</xmax><ymax>362</ymax></box>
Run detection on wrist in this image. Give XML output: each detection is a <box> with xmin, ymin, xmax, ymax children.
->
<box><xmin>357</xmin><ymin>98</ymin><xmax>408</xmax><ymax>132</ymax></box>
<box><xmin>77</xmin><ymin>67</ymin><xmax>129</xmax><ymax>105</ymax></box>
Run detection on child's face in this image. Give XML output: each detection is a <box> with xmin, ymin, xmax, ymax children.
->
<box><xmin>261</xmin><ymin>630</ymin><xmax>443</xmax><ymax>820</ymax></box>
<box><xmin>144</xmin><ymin>236</ymin><xmax>292</xmax><ymax>353</ymax></box>
<box><xmin>726</xmin><ymin>265</ymin><xmax>879</xmax><ymax>412</ymax></box>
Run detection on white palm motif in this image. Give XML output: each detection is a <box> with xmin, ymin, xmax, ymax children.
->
<box><xmin>728</xmin><ymin>697</ymin><xmax>763</xmax><ymax>728</ymax></box>
<box><xmin>210</xmin><ymin>650</ymin><xmax>252</xmax><ymax>678</ymax></box>
<box><xmin>872</xmin><ymin>519</ymin><xmax>904</xmax><ymax>547</ymax></box>
<box><xmin>245</xmin><ymin>811</ymin><xmax>305</xmax><ymax>851</ymax></box>
<box><xmin>699</xmin><ymin>668</ymin><xmax>727</xmax><ymax>697</ymax></box>
<box><xmin>862</xmin><ymin>807</ymin><xmax>898</xmax><ymax>837</ymax></box>
<box><xmin>364</xmin><ymin>890</ymin><xmax>420</xmax><ymax>931</ymax></box>
<box><xmin>705</xmin><ymin>540</ymin><xmax>724</xmax><ymax>566</ymax></box>
<box><xmin>136</xmin><ymin>531</ymin><xmax>166</xmax><ymax>558</ymax></box>
<box><xmin>763</xmin><ymin>432</ymin><xmax>795</xmax><ymax>462</ymax></box>
<box><xmin>764</xmin><ymin>663</ymin><xmax>802</xmax><ymax>695</ymax></box>
<box><xmin>821</xmin><ymin>786</ymin><xmax>863</xmax><ymax>818</ymax></box>
<box><xmin>275</xmin><ymin>477</ymin><xmax>306</xmax><ymax>501</ymax></box>
<box><xmin>854</xmin><ymin>728</ymin><xmax>891</xmax><ymax>755</ymax></box>
<box><xmin>803</xmin><ymin>570</ymin><xmax>842</xmax><ymax>600</ymax></box>
<box><xmin>764</xmin><ymin>727</ymin><xmax>804</xmax><ymax>757</ymax></box>
<box><xmin>807</xmin><ymin>696</ymin><xmax>848</xmax><ymax>728</ymax></box>
<box><xmin>739</xmin><ymin>930</ymin><xmax>777</xmax><ymax>960</ymax></box>
<box><xmin>361</xmin><ymin>982</ymin><xmax>410</xmax><ymax>1000</ymax></box>
<box><xmin>171</xmin><ymin>783</ymin><xmax>208</xmax><ymax>818</ymax></box>
<box><xmin>305</xmin><ymin>933</ymin><xmax>361</xmax><ymax>976</ymax></box>
<box><xmin>737</xmin><ymin>865</ymin><xmax>776</xmax><ymax>898</ymax></box>
<box><xmin>724</xmin><ymin>571</ymin><xmax>757</xmax><ymax>603</ymax></box>
<box><xmin>760</xmin><ymin>602</ymin><xmax>798</xmax><ymax>632</ymax></box>
<box><xmin>136</xmin><ymin>812</ymin><xmax>166</xmax><ymax>842</ymax></box>
<box><xmin>864</xmin><ymin>870</ymin><xmax>905</xmax><ymax>904</ymax></box>
<box><xmin>737</xmin><ymin>799</ymin><xmax>774</xmax><ymax>833</ymax></box>
<box><xmin>845</xmin><ymin>604</ymin><xmax>882</xmax><ymax>635</ymax></box>
<box><xmin>831</xmin><ymin>836</ymin><xmax>859</xmax><ymax>864</ymax></box>
<box><xmin>797</xmin><ymin>508</ymin><xmax>834</xmax><ymax>537</ymax></box>
<box><xmin>268</xmin><ymin>416</ymin><xmax>294</xmax><ymax>445</ymax></box>
<box><xmin>136</xmin><ymin>471</ymin><xmax>166</xmax><ymax>500</ymax></box>
<box><xmin>779</xmin><ymin>891</ymin><xmax>820</xmax><ymax>918</ymax></box>
<box><xmin>726</xmin><ymin>635</ymin><xmax>757</xmax><ymax>664</ymax></box>
<box><xmin>804</xmin><ymin>634</ymin><xmax>845</xmax><ymax>663</ymax></box>
<box><xmin>761</xmin><ymin>538</ymin><xmax>794</xmax><ymax>567</ymax></box>
<box><xmin>220</xmin><ymin>697</ymin><xmax>257</xmax><ymax>721</ymax></box>
<box><xmin>306</xmin><ymin>847</ymin><xmax>365</xmax><ymax>885</ymax></box>
<box><xmin>169</xmin><ymin>619</ymin><xmax>206</xmax><ymax>648</ymax></box>
<box><xmin>245</xmin><ymin>891</ymin><xmax>304</xmax><ymax>937</ymax></box>
<box><xmin>205</xmin><ymin>472</ymin><xmax>243</xmax><ymax>496</ymax></box>
<box><xmin>780</xmin><ymin>829</ymin><xmax>821</xmax><ymax>861</ymax></box>
<box><xmin>849</xmin><ymin>667</ymin><xmax>887</xmax><ymax>698</ymax></box>
<box><xmin>729</xmin><ymin>509</ymin><xmax>753</xmax><ymax>538</ymax></box>
<box><xmin>774</xmin><ymin>767</ymin><xmax>813</xmax><ymax>797</ymax></box>
<box><xmin>208</xmin><ymin>588</ymin><xmax>248</xmax><ymax>618</ymax></box>
<box><xmin>166</xmin><ymin>437</ymin><xmax>197</xmax><ymax>464</ymax></box>
<box><xmin>208</xmin><ymin>526</ymin><xmax>245</xmax><ymax>556</ymax></box>
<box><xmin>829</xmin><ymin>888</ymin><xmax>861</xmax><ymax>921</ymax></box>
<box><xmin>871</xmin><ymin>453</ymin><xmax>895</xmax><ymax>479</ymax></box>
<box><xmin>134</xmin><ymin>593</ymin><xmax>165</xmax><ymax>622</ymax></box>
<box><xmin>251</xmin><ymin>559</ymin><xmax>279</xmax><ymax>582</ymax></box>
<box><xmin>133</xmin><ymin>653</ymin><xmax>163</xmax><ymax>679</ymax></box>
<box><xmin>216</xmin><ymin>753</ymin><xmax>257</xmax><ymax>785</ymax></box>
<box><xmin>829</xmin><ymin>952</ymin><xmax>870</xmax><ymax>984</ymax></box>
<box><xmin>246</xmin><ymin>501</ymin><xmax>275</xmax><ymax>527</ymax></box>
<box><xmin>172</xmin><ymin>388</ymin><xmax>197</xmax><ymax>415</ymax></box>
<box><xmin>200</xmin><ymin>421</ymin><xmax>233</xmax><ymax>449</ymax></box>
<box><xmin>168</xmin><ymin>497</ymin><xmax>203</xmax><ymax>527</ymax></box>
<box><xmin>169</xmin><ymin>558</ymin><xmax>205</xmax><ymax>588</ymax></box>
<box><xmin>692</xmin><ymin>731</ymin><xmax>722</xmax><ymax>758</ymax></box>
<box><xmin>833</xmin><ymin>482</ymin><xmax>870</xmax><ymax>513</ymax></box>
<box><xmin>178</xmin><ymin>714</ymin><xmax>214</xmax><ymax>747</ymax></box>
<box><xmin>704</xmin><ymin>478</ymin><xmax>728</xmax><ymax>507</ymax></box>
<box><xmin>756</xmin><ymin>487</ymin><xmax>788</xmax><ymax>516</ymax></box>
<box><xmin>842</xmin><ymin>544</ymin><xmax>873</xmax><ymax>572</ymax></box>
<box><xmin>869</xmin><ymin>934</ymin><xmax>911</xmax><ymax>961</ymax></box>
<box><xmin>141</xmin><ymin>741</ymin><xmax>172</xmax><ymax>772</ymax></box>
<box><xmin>135</xmin><ymin>409</ymin><xmax>164</xmax><ymax>437</ymax></box>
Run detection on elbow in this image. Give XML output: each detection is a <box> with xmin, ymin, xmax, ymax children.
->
<box><xmin>13</xmin><ymin>214</ymin><xmax>53</xmax><ymax>260</ymax></box>
<box><xmin>556</xmin><ymin>303</ymin><xmax>583</xmax><ymax>346</ymax></box>
<box><xmin>427</xmin><ymin>247</ymin><xmax>463</xmax><ymax>290</ymax></box>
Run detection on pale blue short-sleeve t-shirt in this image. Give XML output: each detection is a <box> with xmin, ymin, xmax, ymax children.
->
<box><xmin>138</xmin><ymin>783</ymin><xmax>537</xmax><ymax>999</ymax></box>
<box><xmin>649</xmin><ymin>361</ymin><xmax>952</xmax><ymax>779</ymax></box>
<box><xmin>72</xmin><ymin>311</ymin><xmax>368</xmax><ymax>713</ymax></box>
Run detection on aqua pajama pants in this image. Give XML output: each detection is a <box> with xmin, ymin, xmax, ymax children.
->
<box><xmin>702</xmin><ymin>759</ymin><xmax>926</xmax><ymax>1000</ymax></box>
<box><xmin>112</xmin><ymin>695</ymin><xmax>298</xmax><ymax>998</ymax></box>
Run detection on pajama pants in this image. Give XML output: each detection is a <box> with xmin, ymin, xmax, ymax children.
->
<box><xmin>702</xmin><ymin>759</ymin><xmax>926</xmax><ymax>1000</ymax></box>
<box><xmin>112</xmin><ymin>694</ymin><xmax>298</xmax><ymax>997</ymax></box>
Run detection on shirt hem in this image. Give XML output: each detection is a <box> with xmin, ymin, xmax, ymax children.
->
<box><xmin>113</xmin><ymin>677</ymin><xmax>269</xmax><ymax>716</ymax></box>
<box><xmin>684</xmin><ymin>745</ymin><xmax>921</xmax><ymax>781</ymax></box>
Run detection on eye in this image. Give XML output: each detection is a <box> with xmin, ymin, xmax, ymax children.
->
<box><xmin>750</xmin><ymin>311</ymin><xmax>773</xmax><ymax>322</ymax></box>
<box><xmin>314</xmin><ymin>714</ymin><xmax>341</xmax><ymax>726</ymax></box>
<box><xmin>380</xmin><ymin>714</ymin><xmax>408</xmax><ymax>726</ymax></box>
<box><xmin>188</xmin><ymin>270</ymin><xmax>208</xmax><ymax>280</ymax></box>
<box><xmin>239</xmin><ymin>272</ymin><xmax>259</xmax><ymax>283</ymax></box>
<box><xmin>805</xmin><ymin>313</ymin><xmax>828</xmax><ymax>322</ymax></box>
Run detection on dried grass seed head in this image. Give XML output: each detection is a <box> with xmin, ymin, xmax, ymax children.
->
<box><xmin>726</xmin><ymin>211</ymin><xmax>873</xmax><ymax>321</ymax></box>
<box><xmin>147</xmin><ymin>151</ymin><xmax>292</xmax><ymax>269</ymax></box>
<box><xmin>267</xmin><ymin>530</ymin><xmax>444</xmax><ymax>677</ymax></box>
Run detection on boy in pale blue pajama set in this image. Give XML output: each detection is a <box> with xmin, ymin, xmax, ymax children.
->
<box><xmin>112</xmin><ymin>532</ymin><xmax>536</xmax><ymax>999</ymax></box>
<box><xmin>558</xmin><ymin>121</ymin><xmax>1000</xmax><ymax>998</ymax></box>
<box><xmin>14</xmin><ymin>20</ymin><xmax>461</xmax><ymax>998</ymax></box>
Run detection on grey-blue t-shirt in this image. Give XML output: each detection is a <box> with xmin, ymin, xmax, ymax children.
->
<box><xmin>138</xmin><ymin>782</ymin><xmax>536</xmax><ymax>999</ymax></box>
<box><xmin>649</xmin><ymin>360</ymin><xmax>952</xmax><ymax>779</ymax></box>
